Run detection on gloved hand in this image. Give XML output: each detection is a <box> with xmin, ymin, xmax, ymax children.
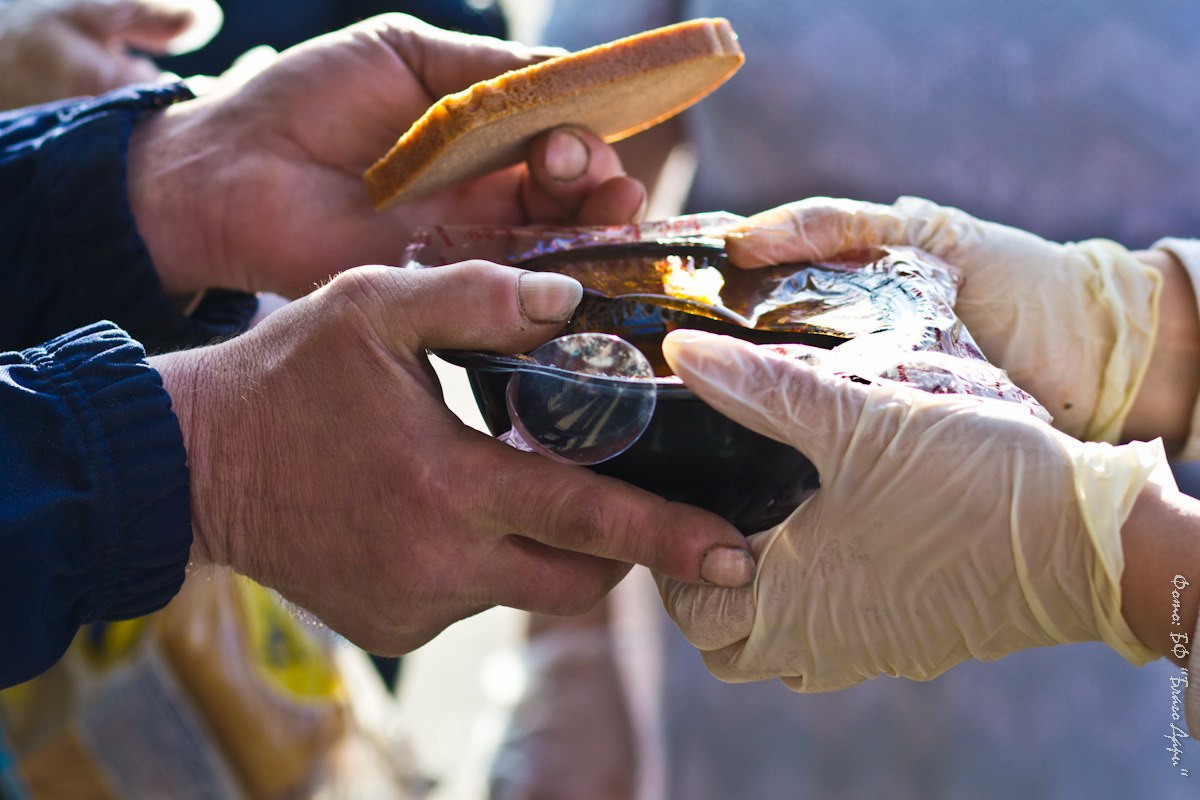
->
<box><xmin>0</xmin><ymin>0</ymin><xmax>222</xmax><ymax>110</ymax></box>
<box><xmin>657</xmin><ymin>329</ymin><xmax>1171</xmax><ymax>692</ymax></box>
<box><xmin>724</xmin><ymin>196</ymin><xmax>1163</xmax><ymax>441</ymax></box>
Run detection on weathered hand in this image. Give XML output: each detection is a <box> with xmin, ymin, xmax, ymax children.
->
<box><xmin>151</xmin><ymin>265</ymin><xmax>751</xmax><ymax>655</ymax></box>
<box><xmin>128</xmin><ymin>14</ymin><xmax>647</xmax><ymax>299</ymax></box>
<box><xmin>0</xmin><ymin>0</ymin><xmax>221</xmax><ymax>110</ymax></box>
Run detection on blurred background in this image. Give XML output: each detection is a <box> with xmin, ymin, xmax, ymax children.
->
<box><xmin>5</xmin><ymin>0</ymin><xmax>1198</xmax><ymax>798</ymax></box>
<box><xmin>392</xmin><ymin>8</ymin><xmax>552</xmax><ymax>800</ymax></box>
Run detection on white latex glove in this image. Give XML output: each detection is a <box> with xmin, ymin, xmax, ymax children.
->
<box><xmin>657</xmin><ymin>329</ymin><xmax>1171</xmax><ymax>692</ymax></box>
<box><xmin>724</xmin><ymin>196</ymin><xmax>1163</xmax><ymax>442</ymax></box>
<box><xmin>0</xmin><ymin>0</ymin><xmax>223</xmax><ymax>110</ymax></box>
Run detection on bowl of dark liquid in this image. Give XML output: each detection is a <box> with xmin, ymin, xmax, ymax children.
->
<box><xmin>452</xmin><ymin>241</ymin><xmax>838</xmax><ymax>534</ymax></box>
<box><xmin>435</xmin><ymin>231</ymin><xmax>1041</xmax><ymax>535</ymax></box>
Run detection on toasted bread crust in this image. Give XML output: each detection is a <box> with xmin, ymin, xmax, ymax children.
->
<box><xmin>364</xmin><ymin>18</ymin><xmax>743</xmax><ymax>209</ymax></box>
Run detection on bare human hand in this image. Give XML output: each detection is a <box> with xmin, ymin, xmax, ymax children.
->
<box><xmin>127</xmin><ymin>14</ymin><xmax>647</xmax><ymax>300</ymax></box>
<box><xmin>0</xmin><ymin>0</ymin><xmax>221</xmax><ymax>110</ymax></box>
<box><xmin>150</xmin><ymin>264</ymin><xmax>751</xmax><ymax>655</ymax></box>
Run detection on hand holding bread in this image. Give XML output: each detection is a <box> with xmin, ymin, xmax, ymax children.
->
<box><xmin>364</xmin><ymin>17</ymin><xmax>744</xmax><ymax>208</ymax></box>
<box><xmin>126</xmin><ymin>14</ymin><xmax>649</xmax><ymax>299</ymax></box>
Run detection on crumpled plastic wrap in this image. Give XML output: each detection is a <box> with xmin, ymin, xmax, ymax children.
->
<box><xmin>0</xmin><ymin>569</ymin><xmax>432</xmax><ymax>800</ymax></box>
<box><xmin>404</xmin><ymin>213</ymin><xmax>1049</xmax><ymax>422</ymax></box>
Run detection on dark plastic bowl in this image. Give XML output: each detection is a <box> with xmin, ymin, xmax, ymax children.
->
<box><xmin>465</xmin><ymin>366</ymin><xmax>819</xmax><ymax>534</ymax></box>
<box><xmin>453</xmin><ymin>242</ymin><xmax>840</xmax><ymax>534</ymax></box>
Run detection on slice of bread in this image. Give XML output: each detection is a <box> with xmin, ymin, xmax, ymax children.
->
<box><xmin>364</xmin><ymin>18</ymin><xmax>743</xmax><ymax>209</ymax></box>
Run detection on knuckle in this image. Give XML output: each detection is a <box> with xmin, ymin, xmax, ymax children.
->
<box><xmin>452</xmin><ymin>259</ymin><xmax>520</xmax><ymax>296</ymax></box>
<box><xmin>463</xmin><ymin>259</ymin><xmax>520</xmax><ymax>304</ymax></box>
<box><xmin>555</xmin><ymin>484</ymin><xmax>642</xmax><ymax>561</ymax></box>
<box><xmin>334</xmin><ymin>263</ymin><xmax>400</xmax><ymax>293</ymax></box>
<box><xmin>568</xmin><ymin>491</ymin><xmax>610</xmax><ymax>549</ymax></box>
<box><xmin>324</xmin><ymin>265</ymin><xmax>392</xmax><ymax>312</ymax></box>
<box><xmin>357</xmin><ymin>11</ymin><xmax>423</xmax><ymax>36</ymax></box>
<box><xmin>326</xmin><ymin>265</ymin><xmax>424</xmax><ymax>347</ymax></box>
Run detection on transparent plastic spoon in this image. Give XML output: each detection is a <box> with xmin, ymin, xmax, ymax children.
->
<box><xmin>499</xmin><ymin>333</ymin><xmax>657</xmax><ymax>465</ymax></box>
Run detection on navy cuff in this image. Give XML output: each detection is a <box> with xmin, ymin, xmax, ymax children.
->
<box><xmin>0</xmin><ymin>322</ymin><xmax>191</xmax><ymax>687</ymax></box>
<box><xmin>38</xmin><ymin>322</ymin><xmax>192</xmax><ymax>619</ymax></box>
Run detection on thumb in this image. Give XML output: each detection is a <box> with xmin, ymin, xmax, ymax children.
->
<box><xmin>657</xmin><ymin>572</ymin><xmax>756</xmax><ymax>652</ymax></box>
<box><xmin>662</xmin><ymin>330</ymin><xmax>869</xmax><ymax>476</ymax></box>
<box><xmin>725</xmin><ymin>196</ymin><xmax>912</xmax><ymax>267</ymax></box>
<box><xmin>655</xmin><ymin>525</ymin><xmax>779</xmax><ymax>652</ymax></box>
<box><xmin>521</xmin><ymin>126</ymin><xmax>647</xmax><ymax>226</ymax></box>
<box><xmin>334</xmin><ymin>262</ymin><xmax>583</xmax><ymax>355</ymax></box>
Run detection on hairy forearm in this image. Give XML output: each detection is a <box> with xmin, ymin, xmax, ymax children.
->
<box><xmin>1122</xmin><ymin>249</ymin><xmax>1200</xmax><ymax>451</ymax></box>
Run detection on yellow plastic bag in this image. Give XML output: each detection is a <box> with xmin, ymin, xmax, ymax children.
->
<box><xmin>1</xmin><ymin>568</ymin><xmax>349</xmax><ymax>799</ymax></box>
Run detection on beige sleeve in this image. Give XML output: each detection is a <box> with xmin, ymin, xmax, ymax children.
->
<box><xmin>1152</xmin><ymin>238</ymin><xmax>1200</xmax><ymax>461</ymax></box>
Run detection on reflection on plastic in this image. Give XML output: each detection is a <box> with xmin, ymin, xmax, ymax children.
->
<box><xmin>500</xmin><ymin>334</ymin><xmax>656</xmax><ymax>465</ymax></box>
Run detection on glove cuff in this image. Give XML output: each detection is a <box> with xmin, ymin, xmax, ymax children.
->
<box><xmin>1067</xmin><ymin>240</ymin><xmax>1162</xmax><ymax>443</ymax></box>
<box><xmin>1072</xmin><ymin>438</ymin><xmax>1166</xmax><ymax>665</ymax></box>
<box><xmin>1151</xmin><ymin>237</ymin><xmax>1200</xmax><ymax>461</ymax></box>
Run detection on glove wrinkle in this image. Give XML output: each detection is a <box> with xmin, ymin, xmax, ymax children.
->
<box><xmin>726</xmin><ymin>196</ymin><xmax>1165</xmax><ymax>441</ymax></box>
<box><xmin>657</xmin><ymin>330</ymin><xmax>1166</xmax><ymax>693</ymax></box>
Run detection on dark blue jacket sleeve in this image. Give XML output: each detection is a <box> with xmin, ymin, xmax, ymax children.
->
<box><xmin>0</xmin><ymin>84</ymin><xmax>261</xmax><ymax>688</ymax></box>
<box><xmin>0</xmin><ymin>322</ymin><xmax>191</xmax><ymax>689</ymax></box>
<box><xmin>0</xmin><ymin>83</ymin><xmax>256</xmax><ymax>354</ymax></box>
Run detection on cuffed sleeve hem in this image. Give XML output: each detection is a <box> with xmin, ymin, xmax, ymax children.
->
<box><xmin>1151</xmin><ymin>238</ymin><xmax>1200</xmax><ymax>462</ymax></box>
<box><xmin>35</xmin><ymin>322</ymin><xmax>192</xmax><ymax>620</ymax></box>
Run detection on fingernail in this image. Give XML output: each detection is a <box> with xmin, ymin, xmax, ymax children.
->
<box><xmin>660</xmin><ymin>329</ymin><xmax>718</xmax><ymax>369</ymax></box>
<box><xmin>545</xmin><ymin>129</ymin><xmax>589</xmax><ymax>182</ymax></box>
<box><xmin>700</xmin><ymin>546</ymin><xmax>755</xmax><ymax>588</ymax></box>
<box><xmin>527</xmin><ymin>45</ymin><xmax>570</xmax><ymax>59</ymax></box>
<box><xmin>518</xmin><ymin>272</ymin><xmax>583</xmax><ymax>323</ymax></box>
